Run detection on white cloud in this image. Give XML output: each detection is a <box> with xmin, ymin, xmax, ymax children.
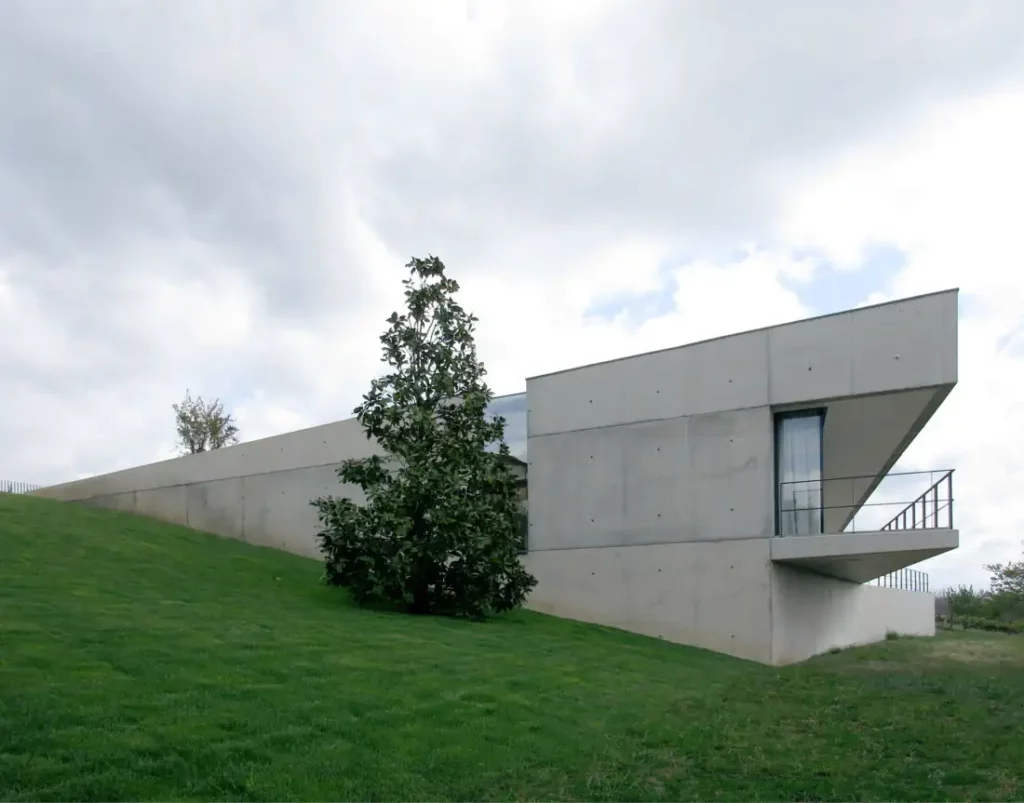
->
<box><xmin>778</xmin><ymin>90</ymin><xmax>1024</xmax><ymax>589</ymax></box>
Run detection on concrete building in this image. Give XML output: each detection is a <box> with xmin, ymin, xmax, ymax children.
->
<box><xmin>33</xmin><ymin>288</ymin><xmax>959</xmax><ymax>664</ymax></box>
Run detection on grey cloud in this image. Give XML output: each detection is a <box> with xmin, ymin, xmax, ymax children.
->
<box><xmin>362</xmin><ymin>0</ymin><xmax>1024</xmax><ymax>268</ymax></box>
<box><xmin>5</xmin><ymin>0</ymin><xmax>1024</xmax><ymax>304</ymax></box>
<box><xmin>0</xmin><ymin>1</ymin><xmax>384</xmax><ymax>320</ymax></box>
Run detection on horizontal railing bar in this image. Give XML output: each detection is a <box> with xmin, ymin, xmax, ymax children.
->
<box><xmin>782</xmin><ymin>500</ymin><xmax>953</xmax><ymax>513</ymax></box>
<box><xmin>779</xmin><ymin>468</ymin><xmax>954</xmax><ymax>487</ymax></box>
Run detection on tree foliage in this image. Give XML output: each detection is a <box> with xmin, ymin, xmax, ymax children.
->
<box><xmin>311</xmin><ymin>255</ymin><xmax>536</xmax><ymax>618</ymax></box>
<box><xmin>940</xmin><ymin>547</ymin><xmax>1024</xmax><ymax>625</ymax></box>
<box><xmin>173</xmin><ymin>390</ymin><xmax>240</xmax><ymax>455</ymax></box>
<box><xmin>986</xmin><ymin>543</ymin><xmax>1024</xmax><ymax>597</ymax></box>
<box><xmin>943</xmin><ymin>585</ymin><xmax>1008</xmax><ymax>620</ymax></box>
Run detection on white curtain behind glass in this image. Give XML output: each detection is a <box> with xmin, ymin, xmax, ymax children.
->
<box><xmin>777</xmin><ymin>414</ymin><xmax>823</xmax><ymax>536</ymax></box>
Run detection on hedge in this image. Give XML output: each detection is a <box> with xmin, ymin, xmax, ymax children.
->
<box><xmin>937</xmin><ymin>614</ymin><xmax>1024</xmax><ymax>634</ymax></box>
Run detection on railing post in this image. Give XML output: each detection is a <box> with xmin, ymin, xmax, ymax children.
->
<box><xmin>932</xmin><ymin>484</ymin><xmax>939</xmax><ymax>528</ymax></box>
<box><xmin>947</xmin><ymin>472</ymin><xmax>954</xmax><ymax>528</ymax></box>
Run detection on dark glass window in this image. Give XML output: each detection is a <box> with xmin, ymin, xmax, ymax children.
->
<box><xmin>775</xmin><ymin>410</ymin><xmax>824</xmax><ymax>536</ymax></box>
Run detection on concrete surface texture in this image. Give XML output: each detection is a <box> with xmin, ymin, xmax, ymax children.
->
<box><xmin>523</xmin><ymin>540</ymin><xmax>937</xmax><ymax>665</ymax></box>
<box><xmin>34</xmin><ymin>416</ymin><xmax>386</xmax><ymax>559</ymax></box>
<box><xmin>523</xmin><ymin>539</ymin><xmax>775</xmax><ymax>663</ymax></box>
<box><xmin>523</xmin><ymin>288</ymin><xmax>958</xmax><ymax>662</ymax></box>
<box><xmin>771</xmin><ymin>565</ymin><xmax>936</xmax><ymax>665</ymax></box>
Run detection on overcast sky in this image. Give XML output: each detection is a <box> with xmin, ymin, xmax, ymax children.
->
<box><xmin>2</xmin><ymin>0</ymin><xmax>1023</xmax><ymax>590</ymax></box>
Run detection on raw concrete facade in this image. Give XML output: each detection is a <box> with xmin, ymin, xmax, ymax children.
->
<box><xmin>37</xmin><ymin>417</ymin><xmax>386</xmax><ymax>559</ymax></box>
<box><xmin>33</xmin><ymin>289</ymin><xmax>959</xmax><ymax>665</ymax></box>
<box><xmin>522</xmin><ymin>288</ymin><xmax>959</xmax><ymax>663</ymax></box>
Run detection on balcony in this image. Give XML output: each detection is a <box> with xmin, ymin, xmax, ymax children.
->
<box><xmin>771</xmin><ymin>469</ymin><xmax>958</xmax><ymax>584</ymax></box>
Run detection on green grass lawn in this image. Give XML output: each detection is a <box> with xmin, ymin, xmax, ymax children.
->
<box><xmin>2</xmin><ymin>493</ymin><xmax>1023</xmax><ymax>802</ymax></box>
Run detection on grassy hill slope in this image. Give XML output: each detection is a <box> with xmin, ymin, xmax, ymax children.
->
<box><xmin>1</xmin><ymin>493</ymin><xmax>1022</xmax><ymax>801</ymax></box>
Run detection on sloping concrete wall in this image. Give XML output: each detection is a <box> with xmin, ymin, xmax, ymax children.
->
<box><xmin>33</xmin><ymin>416</ymin><xmax>384</xmax><ymax>559</ymax></box>
<box><xmin>71</xmin><ymin>463</ymin><xmax>358</xmax><ymax>559</ymax></box>
<box><xmin>33</xmin><ymin>395</ymin><xmax>527</xmax><ymax>558</ymax></box>
<box><xmin>35</xmin><ymin>416</ymin><xmax>381</xmax><ymax>501</ymax></box>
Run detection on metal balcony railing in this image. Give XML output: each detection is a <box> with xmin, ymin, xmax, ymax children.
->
<box><xmin>874</xmin><ymin>567</ymin><xmax>930</xmax><ymax>592</ymax></box>
<box><xmin>0</xmin><ymin>480</ymin><xmax>41</xmax><ymax>495</ymax></box>
<box><xmin>777</xmin><ymin>469</ymin><xmax>955</xmax><ymax>535</ymax></box>
<box><xmin>880</xmin><ymin>469</ymin><xmax>954</xmax><ymax>532</ymax></box>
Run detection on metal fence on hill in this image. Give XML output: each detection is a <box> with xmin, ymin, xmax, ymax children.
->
<box><xmin>874</xmin><ymin>567</ymin><xmax>930</xmax><ymax>592</ymax></box>
<box><xmin>0</xmin><ymin>480</ymin><xmax>42</xmax><ymax>495</ymax></box>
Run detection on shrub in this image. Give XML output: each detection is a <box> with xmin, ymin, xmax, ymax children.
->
<box><xmin>938</xmin><ymin>614</ymin><xmax>1024</xmax><ymax>635</ymax></box>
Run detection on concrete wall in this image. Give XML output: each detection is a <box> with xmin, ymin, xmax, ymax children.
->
<box><xmin>523</xmin><ymin>541</ymin><xmax>936</xmax><ymax>665</ymax></box>
<box><xmin>37</xmin><ymin>416</ymin><xmax>382</xmax><ymax>500</ymax></box>
<box><xmin>771</xmin><ymin>564</ymin><xmax>936</xmax><ymax>664</ymax></box>
<box><xmin>526</xmin><ymin>408</ymin><xmax>774</xmax><ymax>551</ymax></box>
<box><xmin>526</xmin><ymin>289</ymin><xmax>959</xmax><ymax>554</ymax></box>
<box><xmin>765</xmin><ymin>289</ymin><xmax>957</xmax><ymax>402</ymax></box>
<box><xmin>521</xmin><ymin>290</ymin><xmax>956</xmax><ymax>663</ymax></box>
<box><xmin>34</xmin><ymin>416</ymin><xmax>385</xmax><ymax>559</ymax></box>
<box><xmin>524</xmin><ymin>538</ymin><xmax>774</xmax><ymax>663</ymax></box>
<box><xmin>72</xmin><ymin>463</ymin><xmax>361</xmax><ymax>559</ymax></box>
<box><xmin>523</xmin><ymin>330</ymin><xmax>774</xmax><ymax>658</ymax></box>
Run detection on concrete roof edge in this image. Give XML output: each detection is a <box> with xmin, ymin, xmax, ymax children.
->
<box><xmin>525</xmin><ymin>287</ymin><xmax>960</xmax><ymax>383</ymax></box>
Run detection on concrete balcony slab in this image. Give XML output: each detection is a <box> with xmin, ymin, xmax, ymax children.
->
<box><xmin>770</xmin><ymin>529</ymin><xmax>958</xmax><ymax>583</ymax></box>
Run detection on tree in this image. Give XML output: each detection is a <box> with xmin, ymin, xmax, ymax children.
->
<box><xmin>985</xmin><ymin>543</ymin><xmax>1024</xmax><ymax>597</ymax></box>
<box><xmin>172</xmin><ymin>390</ymin><xmax>240</xmax><ymax>455</ymax></box>
<box><xmin>311</xmin><ymin>255</ymin><xmax>537</xmax><ymax>618</ymax></box>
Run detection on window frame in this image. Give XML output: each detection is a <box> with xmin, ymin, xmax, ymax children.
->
<box><xmin>773</xmin><ymin>407</ymin><xmax>827</xmax><ymax>536</ymax></box>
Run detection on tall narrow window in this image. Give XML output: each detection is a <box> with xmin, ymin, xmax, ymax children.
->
<box><xmin>775</xmin><ymin>410</ymin><xmax>824</xmax><ymax>536</ymax></box>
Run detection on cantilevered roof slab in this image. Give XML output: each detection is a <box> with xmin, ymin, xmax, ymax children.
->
<box><xmin>766</xmin><ymin>289</ymin><xmax>957</xmax><ymax>406</ymax></box>
<box><xmin>527</xmin><ymin>289</ymin><xmax>958</xmax><ymax>438</ymax></box>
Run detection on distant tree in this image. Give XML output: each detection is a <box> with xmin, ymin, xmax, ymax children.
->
<box><xmin>311</xmin><ymin>255</ymin><xmax>536</xmax><ymax>618</ymax></box>
<box><xmin>944</xmin><ymin>585</ymin><xmax>994</xmax><ymax>618</ymax></box>
<box><xmin>173</xmin><ymin>390</ymin><xmax>240</xmax><ymax>455</ymax></box>
<box><xmin>985</xmin><ymin>543</ymin><xmax>1024</xmax><ymax>598</ymax></box>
